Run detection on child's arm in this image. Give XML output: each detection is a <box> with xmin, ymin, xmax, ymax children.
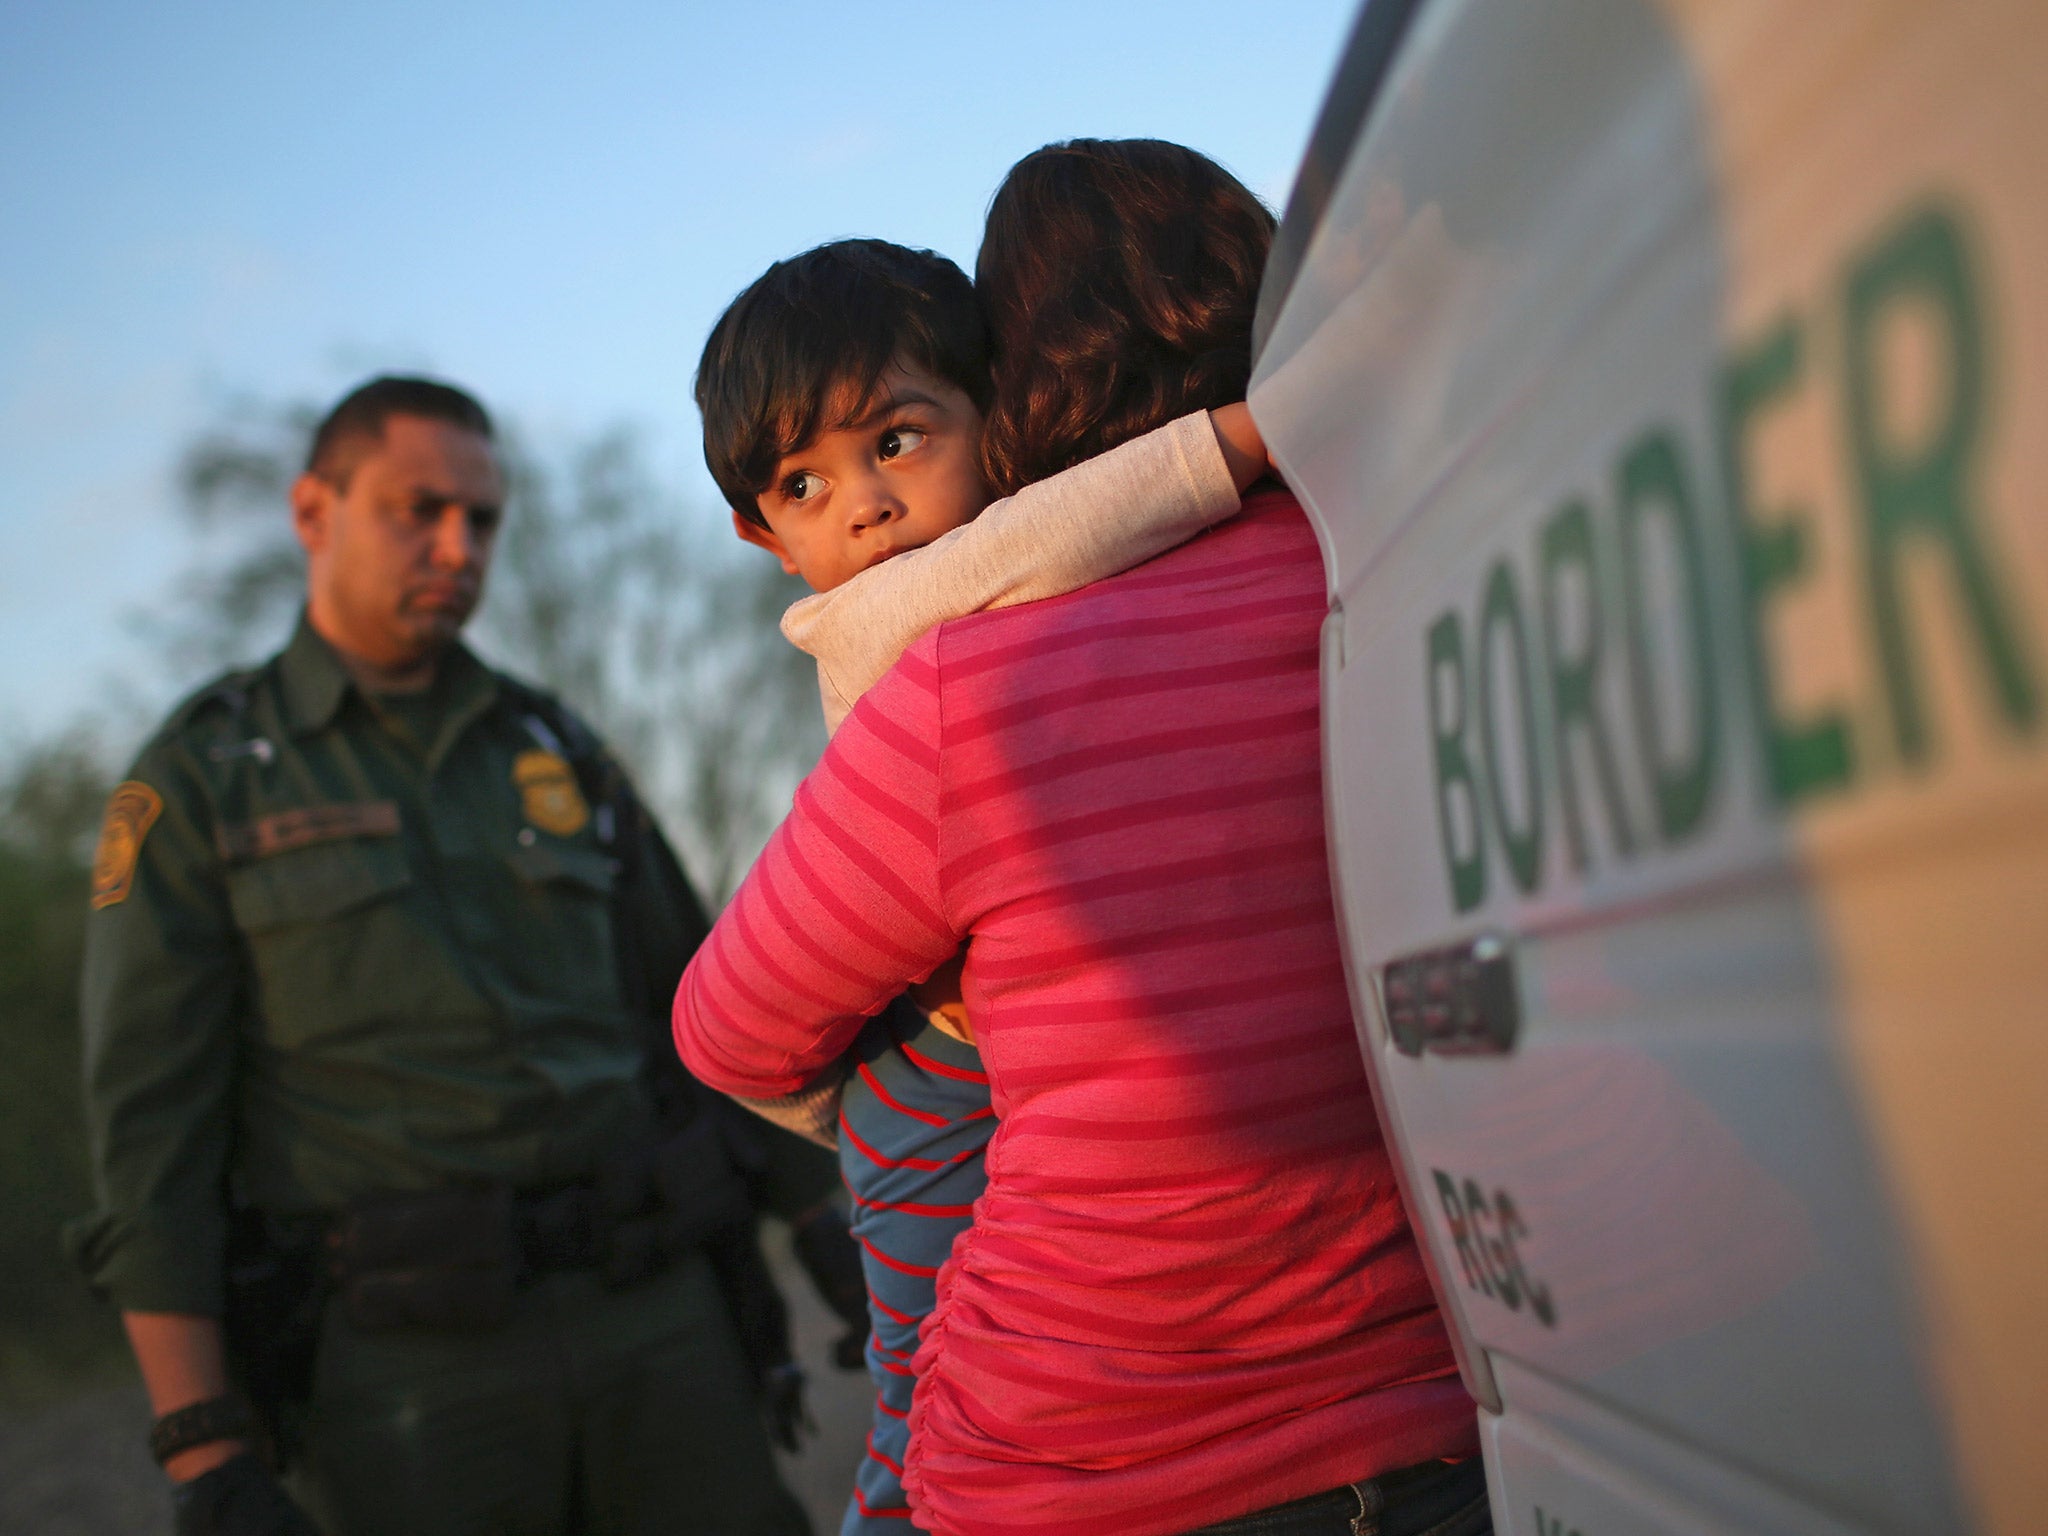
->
<box><xmin>906</xmin><ymin>949</ymin><xmax>971</xmax><ymax>1043</ymax></box>
<box><xmin>784</xmin><ymin>406</ymin><xmax>1264</xmax><ymax>733</ymax></box>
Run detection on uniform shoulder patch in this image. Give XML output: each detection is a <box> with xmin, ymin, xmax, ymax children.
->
<box><xmin>90</xmin><ymin>781</ymin><xmax>165</xmax><ymax>910</ymax></box>
<box><xmin>513</xmin><ymin>750</ymin><xmax>590</xmax><ymax>837</ymax></box>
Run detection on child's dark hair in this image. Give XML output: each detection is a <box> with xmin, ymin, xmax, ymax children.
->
<box><xmin>696</xmin><ymin>239</ymin><xmax>990</xmax><ymax>527</ymax></box>
<box><xmin>975</xmin><ymin>139</ymin><xmax>1275</xmax><ymax>497</ymax></box>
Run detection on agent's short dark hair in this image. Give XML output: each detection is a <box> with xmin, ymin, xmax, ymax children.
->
<box><xmin>975</xmin><ymin>139</ymin><xmax>1275</xmax><ymax>497</ymax></box>
<box><xmin>306</xmin><ymin>375</ymin><xmax>495</xmax><ymax>488</ymax></box>
<box><xmin>696</xmin><ymin>239</ymin><xmax>990</xmax><ymax>528</ymax></box>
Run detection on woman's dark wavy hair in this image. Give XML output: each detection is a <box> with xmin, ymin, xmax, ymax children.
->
<box><xmin>975</xmin><ymin>139</ymin><xmax>1275</xmax><ymax>496</ymax></box>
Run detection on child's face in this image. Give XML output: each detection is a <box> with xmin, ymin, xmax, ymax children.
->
<box><xmin>736</xmin><ymin>361</ymin><xmax>990</xmax><ymax>593</ymax></box>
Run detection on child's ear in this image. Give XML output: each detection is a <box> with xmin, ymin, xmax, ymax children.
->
<box><xmin>731</xmin><ymin>510</ymin><xmax>801</xmax><ymax>577</ymax></box>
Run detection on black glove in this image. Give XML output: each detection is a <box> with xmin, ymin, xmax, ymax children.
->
<box><xmin>759</xmin><ymin>1360</ymin><xmax>814</xmax><ymax>1453</ymax></box>
<box><xmin>172</xmin><ymin>1453</ymin><xmax>322</xmax><ymax>1536</ymax></box>
<box><xmin>790</xmin><ymin>1204</ymin><xmax>871</xmax><ymax>1370</ymax></box>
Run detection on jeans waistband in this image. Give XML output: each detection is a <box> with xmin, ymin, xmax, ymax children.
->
<box><xmin>1185</xmin><ymin>1457</ymin><xmax>1489</xmax><ymax>1536</ymax></box>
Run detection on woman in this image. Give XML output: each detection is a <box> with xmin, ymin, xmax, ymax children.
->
<box><xmin>678</xmin><ymin>140</ymin><xmax>1484</xmax><ymax>1536</ymax></box>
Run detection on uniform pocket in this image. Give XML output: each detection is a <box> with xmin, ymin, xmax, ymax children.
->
<box><xmin>505</xmin><ymin>840</ymin><xmax>617</xmax><ymax>897</ymax></box>
<box><xmin>492</xmin><ymin>839</ymin><xmax>623</xmax><ymax>1021</ymax></box>
<box><xmin>227</xmin><ymin>840</ymin><xmax>425</xmax><ymax>1053</ymax></box>
<box><xmin>228</xmin><ymin>839</ymin><xmax>413</xmax><ymax>932</ymax></box>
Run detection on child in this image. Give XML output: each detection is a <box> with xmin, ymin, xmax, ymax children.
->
<box><xmin>691</xmin><ymin>236</ymin><xmax>1268</xmax><ymax>1533</ymax></box>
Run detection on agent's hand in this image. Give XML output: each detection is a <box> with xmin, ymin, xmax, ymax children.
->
<box><xmin>172</xmin><ymin>1453</ymin><xmax>323</xmax><ymax>1536</ymax></box>
<box><xmin>760</xmin><ymin>1361</ymin><xmax>814</xmax><ymax>1452</ymax></box>
<box><xmin>789</xmin><ymin>1204</ymin><xmax>871</xmax><ymax>1371</ymax></box>
<box><xmin>907</xmin><ymin>950</ymin><xmax>973</xmax><ymax>1043</ymax></box>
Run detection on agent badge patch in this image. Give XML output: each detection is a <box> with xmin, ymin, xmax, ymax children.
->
<box><xmin>90</xmin><ymin>781</ymin><xmax>165</xmax><ymax>910</ymax></box>
<box><xmin>513</xmin><ymin>750</ymin><xmax>589</xmax><ymax>837</ymax></box>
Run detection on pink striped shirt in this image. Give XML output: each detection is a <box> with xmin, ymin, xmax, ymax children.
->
<box><xmin>676</xmin><ymin>491</ymin><xmax>1474</xmax><ymax>1536</ymax></box>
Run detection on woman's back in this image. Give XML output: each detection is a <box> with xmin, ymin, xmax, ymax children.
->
<box><xmin>678</xmin><ymin>487</ymin><xmax>1476</xmax><ymax>1532</ymax></box>
<box><xmin>885</xmin><ymin>489</ymin><xmax>1475</xmax><ymax>1533</ymax></box>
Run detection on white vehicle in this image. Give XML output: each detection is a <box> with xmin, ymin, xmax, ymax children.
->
<box><xmin>1249</xmin><ymin>2</ymin><xmax>2046</xmax><ymax>1533</ymax></box>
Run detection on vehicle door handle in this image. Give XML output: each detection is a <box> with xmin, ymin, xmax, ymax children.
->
<box><xmin>1380</xmin><ymin>934</ymin><xmax>1520</xmax><ymax>1056</ymax></box>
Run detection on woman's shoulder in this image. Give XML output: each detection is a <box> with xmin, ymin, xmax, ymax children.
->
<box><xmin>1178</xmin><ymin>477</ymin><xmax>1317</xmax><ymax>569</ymax></box>
<box><xmin>925</xmin><ymin>480</ymin><xmax>1320</xmax><ymax>674</ymax></box>
<box><xmin>1240</xmin><ymin>478</ymin><xmax>1307</xmax><ymax>520</ymax></box>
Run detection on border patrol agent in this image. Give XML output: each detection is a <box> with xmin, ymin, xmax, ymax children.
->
<box><xmin>67</xmin><ymin>376</ymin><xmax>856</xmax><ymax>1536</ymax></box>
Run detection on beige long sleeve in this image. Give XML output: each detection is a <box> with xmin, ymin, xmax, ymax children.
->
<box><xmin>781</xmin><ymin>410</ymin><xmax>1239</xmax><ymax>734</ymax></box>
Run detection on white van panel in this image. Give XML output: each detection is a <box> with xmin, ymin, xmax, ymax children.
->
<box><xmin>1253</xmin><ymin>0</ymin><xmax>2048</xmax><ymax>1531</ymax></box>
<box><xmin>1486</xmin><ymin>1413</ymin><xmax>1731</xmax><ymax>1536</ymax></box>
<box><xmin>1481</xmin><ymin>1358</ymin><xmax>1869</xmax><ymax>1536</ymax></box>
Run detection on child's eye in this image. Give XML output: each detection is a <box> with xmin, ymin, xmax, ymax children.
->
<box><xmin>783</xmin><ymin>471</ymin><xmax>823</xmax><ymax>503</ymax></box>
<box><xmin>878</xmin><ymin>427</ymin><xmax>927</xmax><ymax>461</ymax></box>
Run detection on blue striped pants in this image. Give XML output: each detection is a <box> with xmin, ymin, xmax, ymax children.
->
<box><xmin>836</xmin><ymin>1000</ymin><xmax>992</xmax><ymax>1534</ymax></box>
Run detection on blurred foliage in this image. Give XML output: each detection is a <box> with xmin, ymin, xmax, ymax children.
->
<box><xmin>1</xmin><ymin>395</ymin><xmax>826</xmax><ymax>1405</ymax></box>
<box><xmin>0</xmin><ymin>730</ymin><xmax>125</xmax><ymax>1404</ymax></box>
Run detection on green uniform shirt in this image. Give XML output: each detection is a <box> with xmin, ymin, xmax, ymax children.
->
<box><xmin>69</xmin><ymin>616</ymin><xmax>715</xmax><ymax>1315</ymax></box>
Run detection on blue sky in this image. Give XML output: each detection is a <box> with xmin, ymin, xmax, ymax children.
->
<box><xmin>0</xmin><ymin>0</ymin><xmax>1357</xmax><ymax>743</ymax></box>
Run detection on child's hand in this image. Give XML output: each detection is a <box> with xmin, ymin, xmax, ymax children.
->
<box><xmin>1209</xmin><ymin>402</ymin><xmax>1273</xmax><ymax>494</ymax></box>
<box><xmin>908</xmin><ymin>950</ymin><xmax>973</xmax><ymax>1044</ymax></box>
